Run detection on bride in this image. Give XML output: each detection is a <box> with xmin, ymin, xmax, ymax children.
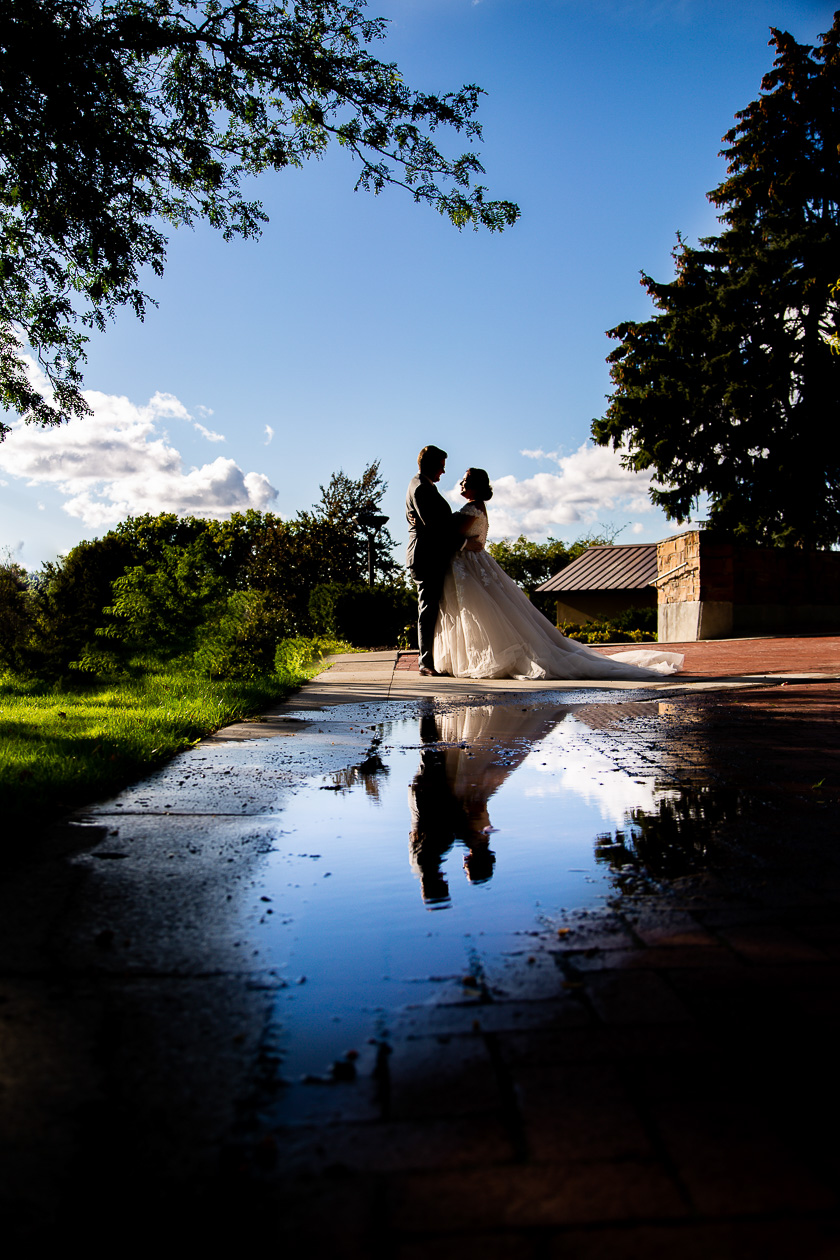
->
<box><xmin>433</xmin><ymin>468</ymin><xmax>683</xmax><ymax>681</ymax></box>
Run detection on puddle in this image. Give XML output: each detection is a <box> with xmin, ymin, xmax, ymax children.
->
<box><xmin>251</xmin><ymin>699</ymin><xmax>686</xmax><ymax>1084</ymax></box>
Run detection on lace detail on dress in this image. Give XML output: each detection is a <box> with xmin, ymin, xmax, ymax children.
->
<box><xmin>452</xmin><ymin>503</ymin><xmax>489</xmax><ymax>581</ymax></box>
<box><xmin>457</xmin><ymin>502</ymin><xmax>489</xmax><ymax>545</ymax></box>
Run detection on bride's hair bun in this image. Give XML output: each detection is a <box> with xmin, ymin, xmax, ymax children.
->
<box><xmin>466</xmin><ymin>467</ymin><xmax>493</xmax><ymax>501</ymax></box>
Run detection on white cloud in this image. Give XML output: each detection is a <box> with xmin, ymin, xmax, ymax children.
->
<box><xmin>666</xmin><ymin>518</ymin><xmax>701</xmax><ymax>533</ymax></box>
<box><xmin>193</xmin><ymin>421</ymin><xmax>226</xmax><ymax>443</ymax></box>
<box><xmin>0</xmin><ymin>384</ymin><xmax>277</xmax><ymax>528</ymax></box>
<box><xmin>520</xmin><ymin>447</ymin><xmax>558</xmax><ymax>461</ymax></box>
<box><xmin>146</xmin><ymin>390</ymin><xmax>191</xmax><ymax>421</ymax></box>
<box><xmin>446</xmin><ymin>442</ymin><xmax>657</xmax><ymax>538</ymax></box>
<box><xmin>264</xmin><ymin>425</ymin><xmax>274</xmax><ymax>445</ymax></box>
<box><xmin>631</xmin><ymin>522</ymin><xmax>645</xmax><ymax>535</ymax></box>
<box><xmin>143</xmin><ymin>391</ymin><xmax>224</xmax><ymax>441</ymax></box>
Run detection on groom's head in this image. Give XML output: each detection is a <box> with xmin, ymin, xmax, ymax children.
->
<box><xmin>418</xmin><ymin>445</ymin><xmax>447</xmax><ymax>481</ymax></box>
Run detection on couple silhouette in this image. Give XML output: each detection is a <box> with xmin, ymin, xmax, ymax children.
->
<box><xmin>405</xmin><ymin>443</ymin><xmax>684</xmax><ymax>683</ymax></box>
<box><xmin>405</xmin><ymin>444</ymin><xmax>486</xmax><ymax>676</ymax></box>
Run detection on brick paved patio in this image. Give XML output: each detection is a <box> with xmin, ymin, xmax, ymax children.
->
<box><xmin>396</xmin><ymin>634</ymin><xmax>840</xmax><ymax>678</ymax></box>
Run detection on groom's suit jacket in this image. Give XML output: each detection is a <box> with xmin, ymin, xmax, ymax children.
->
<box><xmin>405</xmin><ymin>474</ymin><xmax>456</xmax><ymax>578</ymax></box>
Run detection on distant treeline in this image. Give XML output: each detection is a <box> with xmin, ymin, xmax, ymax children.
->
<box><xmin>1</xmin><ymin>459</ymin><xmax>615</xmax><ymax>680</ymax></box>
<box><xmin>0</xmin><ymin>464</ymin><xmax>402</xmax><ymax>679</ymax></box>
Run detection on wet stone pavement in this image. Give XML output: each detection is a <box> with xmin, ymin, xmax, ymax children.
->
<box><xmin>2</xmin><ymin>651</ymin><xmax>840</xmax><ymax>1256</ymax></box>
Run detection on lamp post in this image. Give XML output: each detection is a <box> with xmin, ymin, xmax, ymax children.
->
<box><xmin>353</xmin><ymin>511</ymin><xmax>389</xmax><ymax>587</ymax></box>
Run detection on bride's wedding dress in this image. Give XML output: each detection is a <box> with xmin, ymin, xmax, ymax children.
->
<box><xmin>434</xmin><ymin>504</ymin><xmax>683</xmax><ymax>681</ymax></box>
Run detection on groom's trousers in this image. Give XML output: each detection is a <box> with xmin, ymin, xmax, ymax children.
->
<box><xmin>413</xmin><ymin>568</ymin><xmax>444</xmax><ymax>672</ymax></box>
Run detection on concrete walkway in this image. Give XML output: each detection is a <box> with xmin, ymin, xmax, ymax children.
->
<box><xmin>4</xmin><ymin>637</ymin><xmax>840</xmax><ymax>1255</ymax></box>
<box><xmin>212</xmin><ymin>636</ymin><xmax>840</xmax><ymax>738</ymax></box>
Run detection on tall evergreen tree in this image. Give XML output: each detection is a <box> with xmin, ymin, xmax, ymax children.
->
<box><xmin>592</xmin><ymin>14</ymin><xmax>840</xmax><ymax>547</ymax></box>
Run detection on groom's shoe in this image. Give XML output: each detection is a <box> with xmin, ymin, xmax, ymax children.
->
<box><xmin>419</xmin><ymin>666</ymin><xmax>441</xmax><ymax>676</ymax></box>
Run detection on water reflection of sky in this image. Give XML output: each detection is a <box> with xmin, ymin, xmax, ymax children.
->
<box><xmin>258</xmin><ymin>703</ymin><xmax>677</xmax><ymax>1084</ymax></box>
<box><xmin>524</xmin><ymin>715</ymin><xmax>679</xmax><ymax>823</ymax></box>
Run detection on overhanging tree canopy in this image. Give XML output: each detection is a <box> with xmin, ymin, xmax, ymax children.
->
<box><xmin>592</xmin><ymin>14</ymin><xmax>840</xmax><ymax>548</ymax></box>
<box><xmin>0</xmin><ymin>0</ymin><xmax>519</xmax><ymax>436</ymax></box>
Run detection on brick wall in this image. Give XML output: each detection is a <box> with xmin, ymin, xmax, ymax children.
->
<box><xmin>655</xmin><ymin>532</ymin><xmax>700</xmax><ymax>605</ymax></box>
<box><xmin>656</xmin><ymin>531</ymin><xmax>840</xmax><ymax>609</ymax></box>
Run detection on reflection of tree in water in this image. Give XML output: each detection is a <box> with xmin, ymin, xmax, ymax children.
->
<box><xmin>322</xmin><ymin>736</ymin><xmax>389</xmax><ymax>801</ymax></box>
<box><xmin>408</xmin><ymin>703</ymin><xmax>567</xmax><ymax>907</ymax></box>
<box><xmin>595</xmin><ymin>784</ymin><xmax>745</xmax><ymax>884</ymax></box>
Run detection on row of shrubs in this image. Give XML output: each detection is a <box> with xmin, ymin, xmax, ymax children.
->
<box><xmin>0</xmin><ymin>555</ymin><xmax>418</xmax><ymax>684</ymax></box>
<box><xmin>308</xmin><ymin>582</ymin><xmax>417</xmax><ymax>648</ymax></box>
<box><xmin>307</xmin><ymin>587</ymin><xmax>658</xmax><ymax>650</ymax></box>
<box><xmin>3</xmin><ymin>519</ymin><xmax>658</xmax><ymax>684</ymax></box>
<box><xmin>308</xmin><ymin>588</ymin><xmax>660</xmax><ymax>650</ymax></box>
<box><xmin>558</xmin><ymin>605</ymin><xmax>658</xmax><ymax>643</ymax></box>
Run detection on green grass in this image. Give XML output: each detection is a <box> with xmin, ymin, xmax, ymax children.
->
<box><xmin>0</xmin><ymin>639</ymin><xmax>349</xmax><ymax>821</ymax></box>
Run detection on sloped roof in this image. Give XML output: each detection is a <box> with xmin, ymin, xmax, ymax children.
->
<box><xmin>537</xmin><ymin>544</ymin><xmax>657</xmax><ymax>593</ymax></box>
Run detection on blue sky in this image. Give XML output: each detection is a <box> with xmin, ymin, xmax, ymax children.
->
<box><xmin>1</xmin><ymin>0</ymin><xmax>835</xmax><ymax>569</ymax></box>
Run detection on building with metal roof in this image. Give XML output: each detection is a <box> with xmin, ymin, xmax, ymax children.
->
<box><xmin>538</xmin><ymin>534</ymin><xmax>840</xmax><ymax>639</ymax></box>
<box><xmin>536</xmin><ymin>543</ymin><xmax>657</xmax><ymax>625</ymax></box>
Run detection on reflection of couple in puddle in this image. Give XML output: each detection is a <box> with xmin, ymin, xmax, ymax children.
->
<box><xmin>408</xmin><ymin>703</ymin><xmax>562</xmax><ymax>906</ymax></box>
<box><xmin>408</xmin><ymin>698</ymin><xmax>700</xmax><ymax>905</ymax></box>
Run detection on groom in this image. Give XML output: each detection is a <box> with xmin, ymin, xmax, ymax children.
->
<box><xmin>406</xmin><ymin>445</ymin><xmax>470</xmax><ymax>676</ymax></box>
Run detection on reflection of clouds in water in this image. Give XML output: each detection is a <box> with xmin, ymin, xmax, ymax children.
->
<box><xmin>523</xmin><ymin>716</ymin><xmax>678</xmax><ymax>825</ymax></box>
